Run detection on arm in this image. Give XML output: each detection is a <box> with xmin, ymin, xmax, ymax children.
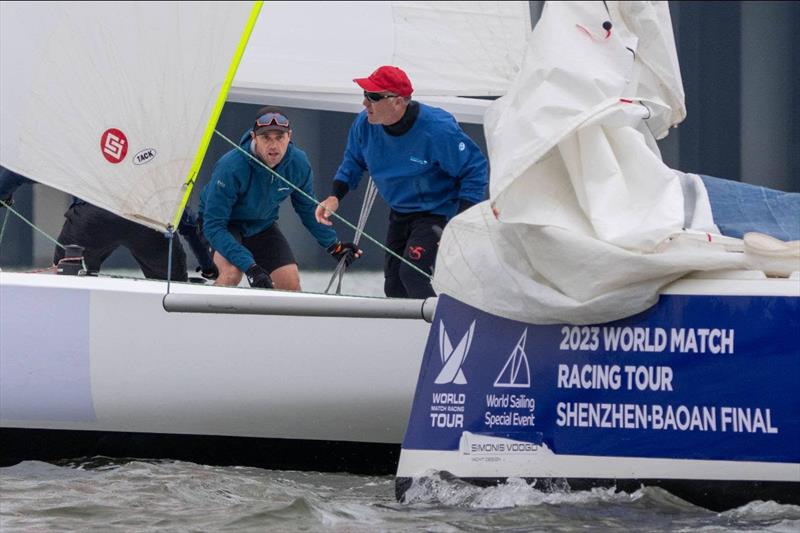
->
<box><xmin>201</xmin><ymin>165</ymin><xmax>256</xmax><ymax>273</ymax></box>
<box><xmin>435</xmin><ymin>122</ymin><xmax>489</xmax><ymax>208</ymax></box>
<box><xmin>315</xmin><ymin>117</ymin><xmax>367</xmax><ymax>224</ymax></box>
<box><xmin>0</xmin><ymin>167</ymin><xmax>33</xmax><ymax>202</ymax></box>
<box><xmin>291</xmin><ymin>165</ymin><xmax>338</xmax><ymax>249</ymax></box>
<box><xmin>178</xmin><ymin>208</ymin><xmax>216</xmax><ymax>275</ymax></box>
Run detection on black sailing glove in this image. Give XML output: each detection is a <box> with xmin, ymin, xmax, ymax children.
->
<box><xmin>245</xmin><ymin>264</ymin><xmax>273</xmax><ymax>289</ymax></box>
<box><xmin>195</xmin><ymin>264</ymin><xmax>219</xmax><ymax>280</ymax></box>
<box><xmin>327</xmin><ymin>241</ymin><xmax>361</xmax><ymax>267</ymax></box>
<box><xmin>0</xmin><ymin>195</ymin><xmax>13</xmax><ymax>208</ymax></box>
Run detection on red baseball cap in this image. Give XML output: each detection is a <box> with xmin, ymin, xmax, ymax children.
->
<box><xmin>353</xmin><ymin>66</ymin><xmax>413</xmax><ymax>97</ymax></box>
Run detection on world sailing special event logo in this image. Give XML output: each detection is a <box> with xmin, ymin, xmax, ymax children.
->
<box><xmin>101</xmin><ymin>128</ymin><xmax>128</xmax><ymax>164</ymax></box>
<box><xmin>494</xmin><ymin>329</ymin><xmax>531</xmax><ymax>388</ymax></box>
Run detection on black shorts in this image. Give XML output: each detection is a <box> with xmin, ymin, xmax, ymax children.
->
<box><xmin>240</xmin><ymin>223</ymin><xmax>296</xmax><ymax>273</ymax></box>
<box><xmin>53</xmin><ymin>202</ymin><xmax>188</xmax><ymax>281</ymax></box>
<box><xmin>200</xmin><ymin>221</ymin><xmax>296</xmax><ymax>274</ymax></box>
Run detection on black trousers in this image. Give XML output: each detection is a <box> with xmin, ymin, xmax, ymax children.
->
<box><xmin>383</xmin><ymin>210</ymin><xmax>445</xmax><ymax>299</ymax></box>
<box><xmin>53</xmin><ymin>203</ymin><xmax>187</xmax><ymax>281</ymax></box>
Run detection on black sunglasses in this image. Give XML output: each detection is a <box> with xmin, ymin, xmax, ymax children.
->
<box><xmin>363</xmin><ymin>90</ymin><xmax>397</xmax><ymax>103</ymax></box>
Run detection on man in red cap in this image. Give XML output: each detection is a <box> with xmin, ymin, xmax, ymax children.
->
<box><xmin>315</xmin><ymin>65</ymin><xmax>488</xmax><ymax>298</ymax></box>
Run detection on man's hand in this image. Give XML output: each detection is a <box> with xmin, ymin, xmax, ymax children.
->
<box><xmin>327</xmin><ymin>241</ymin><xmax>362</xmax><ymax>267</ymax></box>
<box><xmin>315</xmin><ymin>196</ymin><xmax>339</xmax><ymax>226</ymax></box>
<box><xmin>0</xmin><ymin>196</ymin><xmax>13</xmax><ymax>208</ymax></box>
<box><xmin>245</xmin><ymin>264</ymin><xmax>273</xmax><ymax>289</ymax></box>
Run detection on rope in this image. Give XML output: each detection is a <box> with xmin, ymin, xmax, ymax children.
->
<box><xmin>0</xmin><ymin>207</ymin><xmax>9</xmax><ymax>247</ymax></box>
<box><xmin>325</xmin><ymin>177</ymin><xmax>378</xmax><ymax>294</ymax></box>
<box><xmin>214</xmin><ymin>130</ymin><xmax>432</xmax><ymax>281</ymax></box>
<box><xmin>165</xmin><ymin>228</ymin><xmax>174</xmax><ymax>294</ymax></box>
<box><xmin>0</xmin><ymin>199</ymin><xmax>66</xmax><ymax>251</ymax></box>
<box><xmin>0</xmin><ymin>199</ymin><xmax>89</xmax><ymax>273</ymax></box>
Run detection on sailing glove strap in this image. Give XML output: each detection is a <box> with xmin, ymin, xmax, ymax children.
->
<box><xmin>327</xmin><ymin>241</ymin><xmax>360</xmax><ymax>267</ymax></box>
<box><xmin>245</xmin><ymin>264</ymin><xmax>273</xmax><ymax>289</ymax></box>
<box><xmin>196</xmin><ymin>264</ymin><xmax>219</xmax><ymax>280</ymax></box>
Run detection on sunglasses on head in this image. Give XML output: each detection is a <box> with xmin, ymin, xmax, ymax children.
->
<box><xmin>255</xmin><ymin>112</ymin><xmax>290</xmax><ymax>128</ymax></box>
<box><xmin>363</xmin><ymin>90</ymin><xmax>397</xmax><ymax>103</ymax></box>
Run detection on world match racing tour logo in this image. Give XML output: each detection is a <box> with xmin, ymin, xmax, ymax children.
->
<box><xmin>429</xmin><ymin>320</ymin><xmax>475</xmax><ymax>429</ymax></box>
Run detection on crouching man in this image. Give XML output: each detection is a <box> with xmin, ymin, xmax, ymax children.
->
<box><xmin>200</xmin><ymin>107</ymin><xmax>361</xmax><ymax>290</ymax></box>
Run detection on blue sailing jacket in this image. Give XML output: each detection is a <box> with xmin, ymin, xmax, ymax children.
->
<box><xmin>333</xmin><ymin>103</ymin><xmax>488</xmax><ymax>217</ymax></box>
<box><xmin>200</xmin><ymin>132</ymin><xmax>337</xmax><ymax>272</ymax></box>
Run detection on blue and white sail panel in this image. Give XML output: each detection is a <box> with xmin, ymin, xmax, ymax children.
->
<box><xmin>0</xmin><ymin>2</ymin><xmax>254</xmax><ymax>231</ymax></box>
<box><xmin>397</xmin><ymin>288</ymin><xmax>800</xmax><ymax>500</ymax></box>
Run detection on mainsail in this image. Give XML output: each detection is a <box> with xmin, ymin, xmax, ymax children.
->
<box><xmin>236</xmin><ymin>1</ymin><xmax>529</xmax><ymax>96</ymax></box>
<box><xmin>0</xmin><ymin>1</ymin><xmax>529</xmax><ymax>232</ymax></box>
<box><xmin>0</xmin><ymin>1</ymin><xmax>258</xmax><ymax>231</ymax></box>
<box><xmin>231</xmin><ymin>1</ymin><xmax>531</xmax><ymax>122</ymax></box>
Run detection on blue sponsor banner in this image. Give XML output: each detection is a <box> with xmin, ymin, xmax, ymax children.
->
<box><xmin>402</xmin><ymin>294</ymin><xmax>799</xmax><ymax>462</ymax></box>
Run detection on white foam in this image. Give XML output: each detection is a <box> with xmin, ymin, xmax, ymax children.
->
<box><xmin>402</xmin><ymin>472</ymin><xmax>644</xmax><ymax>509</ymax></box>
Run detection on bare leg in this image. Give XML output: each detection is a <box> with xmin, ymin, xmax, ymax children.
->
<box><xmin>270</xmin><ymin>263</ymin><xmax>301</xmax><ymax>291</ymax></box>
<box><xmin>212</xmin><ymin>252</ymin><xmax>243</xmax><ymax>286</ymax></box>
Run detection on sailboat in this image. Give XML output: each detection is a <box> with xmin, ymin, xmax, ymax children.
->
<box><xmin>1</xmin><ymin>0</ymin><xmax>796</xmax><ymax>511</ymax></box>
<box><xmin>395</xmin><ymin>1</ymin><xmax>799</xmax><ymax>511</ymax></box>
<box><xmin>0</xmin><ymin>1</ymin><xmax>529</xmax><ymax>473</ymax></box>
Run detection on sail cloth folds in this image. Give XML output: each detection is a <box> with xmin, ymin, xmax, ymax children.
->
<box><xmin>0</xmin><ymin>2</ymin><xmax>254</xmax><ymax>231</ymax></box>
<box><xmin>434</xmin><ymin>1</ymin><xmax>746</xmax><ymax>325</ymax></box>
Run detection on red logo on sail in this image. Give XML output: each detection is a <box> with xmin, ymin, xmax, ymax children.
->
<box><xmin>101</xmin><ymin>128</ymin><xmax>128</xmax><ymax>164</ymax></box>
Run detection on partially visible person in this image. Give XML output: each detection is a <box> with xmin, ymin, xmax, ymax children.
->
<box><xmin>199</xmin><ymin>107</ymin><xmax>361</xmax><ymax>291</ymax></box>
<box><xmin>698</xmin><ymin>174</ymin><xmax>799</xmax><ymax>242</ymax></box>
<box><xmin>0</xmin><ymin>165</ymin><xmax>214</xmax><ymax>281</ymax></box>
<box><xmin>315</xmin><ymin>65</ymin><xmax>489</xmax><ymax>298</ymax></box>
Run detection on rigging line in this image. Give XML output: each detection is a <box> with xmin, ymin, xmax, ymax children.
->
<box><xmin>213</xmin><ymin>129</ymin><xmax>433</xmax><ymax>280</ymax></box>
<box><xmin>0</xmin><ymin>199</ymin><xmax>88</xmax><ymax>273</ymax></box>
<box><xmin>0</xmin><ymin>207</ymin><xmax>9</xmax><ymax>247</ymax></box>
<box><xmin>329</xmin><ymin>179</ymin><xmax>376</xmax><ymax>294</ymax></box>
<box><xmin>325</xmin><ymin>177</ymin><xmax>378</xmax><ymax>294</ymax></box>
<box><xmin>0</xmin><ymin>199</ymin><xmax>66</xmax><ymax>250</ymax></box>
<box><xmin>165</xmin><ymin>228</ymin><xmax>174</xmax><ymax>295</ymax></box>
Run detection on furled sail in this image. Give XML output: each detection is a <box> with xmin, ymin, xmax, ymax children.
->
<box><xmin>485</xmin><ymin>1</ymin><xmax>688</xmax><ymax>249</ymax></box>
<box><xmin>434</xmin><ymin>1</ymin><xmax>747</xmax><ymax>325</ymax></box>
<box><xmin>231</xmin><ymin>1</ymin><xmax>531</xmax><ymax>122</ymax></box>
<box><xmin>0</xmin><ymin>1</ymin><xmax>257</xmax><ymax>231</ymax></box>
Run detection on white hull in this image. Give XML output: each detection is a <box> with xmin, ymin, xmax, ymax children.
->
<box><xmin>0</xmin><ymin>272</ymin><xmax>429</xmax><ymax>444</ymax></box>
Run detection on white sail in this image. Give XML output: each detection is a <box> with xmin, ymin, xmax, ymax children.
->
<box><xmin>485</xmin><ymin>1</ymin><xmax>688</xmax><ymax>249</ymax></box>
<box><xmin>434</xmin><ymin>1</ymin><xmax>747</xmax><ymax>325</ymax></box>
<box><xmin>0</xmin><ymin>1</ymin><xmax>255</xmax><ymax>231</ymax></box>
<box><xmin>232</xmin><ymin>1</ymin><xmax>531</xmax><ymax>121</ymax></box>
